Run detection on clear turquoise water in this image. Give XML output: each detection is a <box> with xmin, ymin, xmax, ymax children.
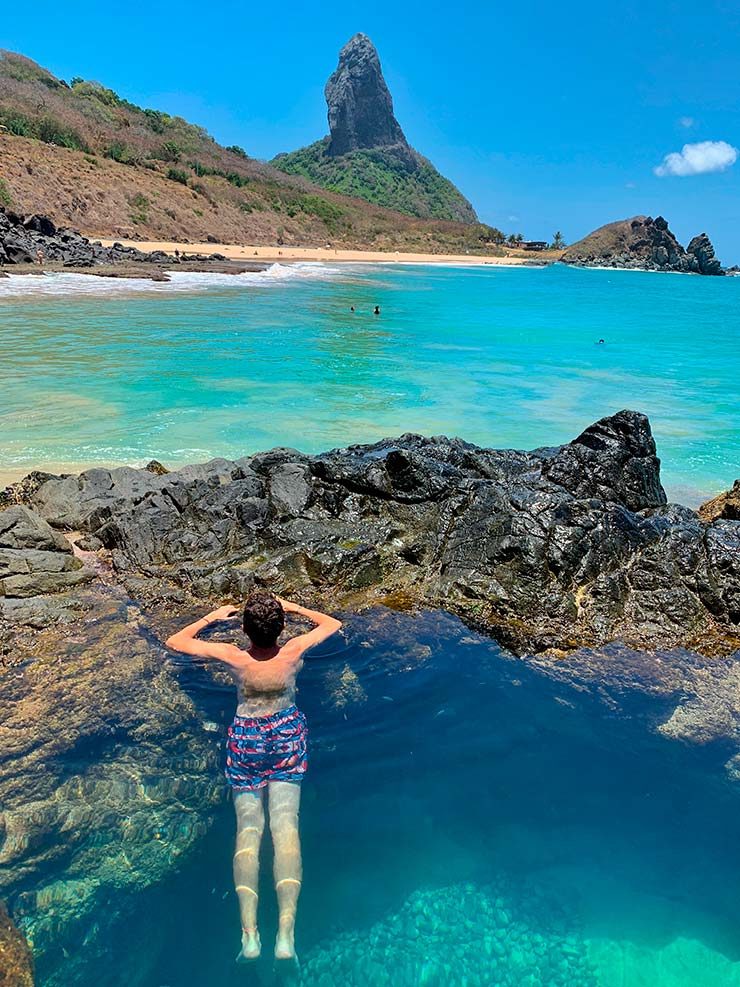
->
<box><xmin>42</xmin><ymin>609</ymin><xmax>740</xmax><ymax>987</ymax></box>
<box><xmin>1</xmin><ymin>263</ymin><xmax>738</xmax><ymax>502</ymax></box>
<box><xmin>3</xmin><ymin>265</ymin><xmax>740</xmax><ymax>985</ymax></box>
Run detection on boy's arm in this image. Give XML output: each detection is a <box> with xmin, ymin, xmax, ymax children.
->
<box><xmin>165</xmin><ymin>606</ymin><xmax>244</xmax><ymax>664</ymax></box>
<box><xmin>278</xmin><ymin>597</ymin><xmax>342</xmax><ymax>656</ymax></box>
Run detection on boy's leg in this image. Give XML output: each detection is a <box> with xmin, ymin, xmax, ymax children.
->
<box><xmin>233</xmin><ymin>789</ymin><xmax>265</xmax><ymax>959</ymax></box>
<box><xmin>268</xmin><ymin>781</ymin><xmax>302</xmax><ymax>960</ymax></box>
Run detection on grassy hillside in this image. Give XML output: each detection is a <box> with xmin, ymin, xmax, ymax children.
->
<box><xmin>273</xmin><ymin>138</ymin><xmax>477</xmax><ymax>223</ymax></box>
<box><xmin>0</xmin><ymin>50</ymin><xmax>499</xmax><ymax>253</ymax></box>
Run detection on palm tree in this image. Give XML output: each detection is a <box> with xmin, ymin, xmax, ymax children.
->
<box><xmin>551</xmin><ymin>231</ymin><xmax>566</xmax><ymax>250</ymax></box>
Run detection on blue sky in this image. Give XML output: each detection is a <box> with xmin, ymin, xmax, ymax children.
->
<box><xmin>4</xmin><ymin>0</ymin><xmax>740</xmax><ymax>260</ymax></box>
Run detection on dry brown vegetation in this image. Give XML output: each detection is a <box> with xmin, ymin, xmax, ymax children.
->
<box><xmin>0</xmin><ymin>50</ymin><xmax>505</xmax><ymax>254</ymax></box>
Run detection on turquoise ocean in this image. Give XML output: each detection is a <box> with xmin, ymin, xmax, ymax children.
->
<box><xmin>2</xmin><ymin>263</ymin><xmax>740</xmax><ymax>987</ymax></box>
<box><xmin>1</xmin><ymin>262</ymin><xmax>739</xmax><ymax>501</ymax></box>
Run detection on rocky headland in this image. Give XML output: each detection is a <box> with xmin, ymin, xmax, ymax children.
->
<box><xmin>273</xmin><ymin>34</ymin><xmax>477</xmax><ymax>223</ymax></box>
<box><xmin>2</xmin><ymin>411</ymin><xmax>739</xmax><ymax>984</ymax></box>
<box><xmin>561</xmin><ymin>216</ymin><xmax>724</xmax><ymax>274</ymax></box>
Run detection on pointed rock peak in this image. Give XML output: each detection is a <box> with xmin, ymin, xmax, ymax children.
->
<box><xmin>686</xmin><ymin>232</ymin><xmax>723</xmax><ymax>275</ymax></box>
<box><xmin>325</xmin><ymin>33</ymin><xmax>407</xmax><ymax>156</ymax></box>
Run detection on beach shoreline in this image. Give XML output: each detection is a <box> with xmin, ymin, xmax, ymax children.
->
<box><xmin>95</xmin><ymin>238</ymin><xmax>552</xmax><ymax>267</ymax></box>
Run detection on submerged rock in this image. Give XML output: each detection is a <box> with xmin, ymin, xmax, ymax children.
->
<box><xmin>8</xmin><ymin>410</ymin><xmax>739</xmax><ymax>656</ymax></box>
<box><xmin>0</xmin><ymin>578</ymin><xmax>224</xmax><ymax>986</ymax></box>
<box><xmin>0</xmin><ymin>901</ymin><xmax>34</xmax><ymax>986</ymax></box>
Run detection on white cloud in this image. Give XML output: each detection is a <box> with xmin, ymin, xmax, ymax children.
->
<box><xmin>679</xmin><ymin>116</ymin><xmax>695</xmax><ymax>128</ymax></box>
<box><xmin>654</xmin><ymin>140</ymin><xmax>738</xmax><ymax>177</ymax></box>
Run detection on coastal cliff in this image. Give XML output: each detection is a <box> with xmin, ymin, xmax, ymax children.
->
<box><xmin>273</xmin><ymin>35</ymin><xmax>477</xmax><ymax>223</ymax></box>
<box><xmin>561</xmin><ymin>216</ymin><xmax>724</xmax><ymax>274</ymax></box>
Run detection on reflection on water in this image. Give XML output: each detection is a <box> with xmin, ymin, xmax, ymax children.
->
<box><xmin>36</xmin><ymin>607</ymin><xmax>734</xmax><ymax>987</ymax></box>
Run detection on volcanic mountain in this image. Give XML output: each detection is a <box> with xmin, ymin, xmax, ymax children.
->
<box><xmin>272</xmin><ymin>34</ymin><xmax>477</xmax><ymax>223</ymax></box>
<box><xmin>0</xmin><ymin>49</ymin><xmax>490</xmax><ymax>251</ymax></box>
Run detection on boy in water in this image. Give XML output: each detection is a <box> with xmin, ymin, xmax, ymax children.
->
<box><xmin>166</xmin><ymin>592</ymin><xmax>342</xmax><ymax>964</ymax></box>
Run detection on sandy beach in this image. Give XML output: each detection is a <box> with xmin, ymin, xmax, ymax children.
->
<box><xmin>97</xmin><ymin>239</ymin><xmax>551</xmax><ymax>266</ymax></box>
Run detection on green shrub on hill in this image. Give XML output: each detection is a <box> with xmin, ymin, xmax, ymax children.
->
<box><xmin>166</xmin><ymin>168</ymin><xmax>190</xmax><ymax>185</ymax></box>
<box><xmin>273</xmin><ymin>139</ymin><xmax>476</xmax><ymax>223</ymax></box>
<box><xmin>0</xmin><ymin>178</ymin><xmax>13</xmax><ymax>207</ymax></box>
<box><xmin>0</xmin><ymin>107</ymin><xmax>88</xmax><ymax>151</ymax></box>
<box><xmin>105</xmin><ymin>141</ymin><xmax>139</xmax><ymax>165</ymax></box>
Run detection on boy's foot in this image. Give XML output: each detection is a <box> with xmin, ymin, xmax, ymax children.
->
<box><xmin>274</xmin><ymin>925</ymin><xmax>296</xmax><ymax>961</ymax></box>
<box><xmin>237</xmin><ymin>927</ymin><xmax>261</xmax><ymax>962</ymax></box>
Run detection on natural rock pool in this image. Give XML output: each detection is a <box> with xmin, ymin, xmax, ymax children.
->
<box><xmin>4</xmin><ymin>600</ymin><xmax>740</xmax><ymax>986</ymax></box>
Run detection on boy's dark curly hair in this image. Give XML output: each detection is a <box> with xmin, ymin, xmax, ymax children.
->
<box><xmin>242</xmin><ymin>591</ymin><xmax>285</xmax><ymax>647</ymax></box>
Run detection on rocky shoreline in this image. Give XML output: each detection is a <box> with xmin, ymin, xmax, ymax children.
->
<box><xmin>0</xmin><ymin>207</ymin><xmax>267</xmax><ymax>280</ymax></box>
<box><xmin>561</xmin><ymin>216</ymin><xmax>725</xmax><ymax>274</ymax></box>
<box><xmin>3</xmin><ymin>410</ymin><xmax>737</xmax><ymax>657</ymax></box>
<box><xmin>1</xmin><ymin>411</ymin><xmax>738</xmax><ymax>985</ymax></box>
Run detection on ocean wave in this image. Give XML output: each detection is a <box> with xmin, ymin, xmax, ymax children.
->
<box><xmin>0</xmin><ymin>262</ymin><xmax>343</xmax><ymax>298</ymax></box>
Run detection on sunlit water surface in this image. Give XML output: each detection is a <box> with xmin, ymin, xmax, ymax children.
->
<box><xmin>2</xmin><ymin>263</ymin><xmax>739</xmax><ymax>502</ymax></box>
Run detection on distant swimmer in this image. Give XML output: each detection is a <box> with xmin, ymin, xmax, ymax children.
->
<box><xmin>350</xmin><ymin>305</ymin><xmax>355</xmax><ymax>312</ymax></box>
<box><xmin>597</xmin><ymin>338</ymin><xmax>605</xmax><ymax>344</ymax></box>
<box><xmin>373</xmin><ymin>305</ymin><xmax>380</xmax><ymax>315</ymax></box>
<box><xmin>166</xmin><ymin>593</ymin><xmax>342</xmax><ymax>967</ymax></box>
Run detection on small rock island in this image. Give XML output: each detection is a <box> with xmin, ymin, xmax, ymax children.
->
<box><xmin>561</xmin><ymin>215</ymin><xmax>724</xmax><ymax>274</ymax></box>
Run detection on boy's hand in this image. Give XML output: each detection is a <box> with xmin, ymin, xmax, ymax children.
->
<box><xmin>276</xmin><ymin>596</ymin><xmax>302</xmax><ymax>614</ymax></box>
<box><xmin>207</xmin><ymin>605</ymin><xmax>240</xmax><ymax>622</ymax></box>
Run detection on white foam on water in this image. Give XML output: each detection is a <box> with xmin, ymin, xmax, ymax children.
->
<box><xmin>0</xmin><ymin>262</ymin><xmax>344</xmax><ymax>298</ymax></box>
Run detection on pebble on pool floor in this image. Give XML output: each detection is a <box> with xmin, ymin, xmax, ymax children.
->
<box><xmin>299</xmin><ymin>879</ymin><xmax>596</xmax><ymax>987</ymax></box>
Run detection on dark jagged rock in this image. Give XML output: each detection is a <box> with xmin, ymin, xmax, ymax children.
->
<box><xmin>0</xmin><ymin>207</ymin><xmax>173</xmax><ymax>268</ymax></box>
<box><xmin>272</xmin><ymin>36</ymin><xmax>477</xmax><ymax>223</ymax></box>
<box><xmin>561</xmin><ymin>216</ymin><xmax>724</xmax><ymax>275</ymax></box>
<box><xmin>0</xmin><ymin>506</ymin><xmax>93</xmax><ymax>602</ymax></box>
<box><xmin>8</xmin><ymin>411</ymin><xmax>739</xmax><ymax>656</ymax></box>
<box><xmin>686</xmin><ymin>232</ymin><xmax>724</xmax><ymax>276</ymax></box>
<box><xmin>325</xmin><ymin>32</ymin><xmax>407</xmax><ymax>156</ymax></box>
<box><xmin>700</xmin><ymin>480</ymin><xmax>740</xmax><ymax>522</ymax></box>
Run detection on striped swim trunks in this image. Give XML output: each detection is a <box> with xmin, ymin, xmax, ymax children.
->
<box><xmin>225</xmin><ymin>705</ymin><xmax>308</xmax><ymax>792</ymax></box>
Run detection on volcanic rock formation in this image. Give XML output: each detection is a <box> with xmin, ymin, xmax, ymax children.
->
<box><xmin>4</xmin><ymin>411</ymin><xmax>738</xmax><ymax>657</ymax></box>
<box><xmin>0</xmin><ymin>207</ymin><xmax>175</xmax><ymax>267</ymax></box>
<box><xmin>561</xmin><ymin>216</ymin><xmax>724</xmax><ymax>274</ymax></box>
<box><xmin>273</xmin><ymin>35</ymin><xmax>477</xmax><ymax>223</ymax></box>
<box><xmin>686</xmin><ymin>232</ymin><xmax>724</xmax><ymax>276</ymax></box>
<box><xmin>325</xmin><ymin>33</ymin><xmax>406</xmax><ymax>156</ymax></box>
